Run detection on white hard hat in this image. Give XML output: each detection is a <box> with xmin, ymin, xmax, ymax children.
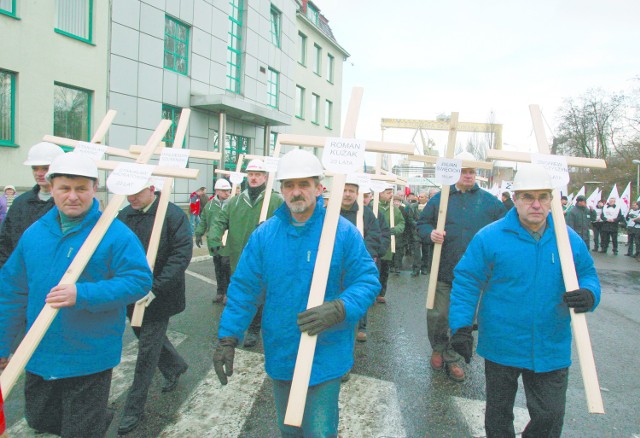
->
<box><xmin>511</xmin><ymin>164</ymin><xmax>553</xmax><ymax>191</ymax></box>
<box><xmin>454</xmin><ymin>151</ymin><xmax>476</xmax><ymax>168</ymax></box>
<box><xmin>23</xmin><ymin>142</ymin><xmax>65</xmax><ymax>166</ymax></box>
<box><xmin>383</xmin><ymin>183</ymin><xmax>395</xmax><ymax>191</ymax></box>
<box><xmin>246</xmin><ymin>159</ymin><xmax>267</xmax><ymax>172</ymax></box>
<box><xmin>4</xmin><ymin>185</ymin><xmax>16</xmax><ymax>192</ymax></box>
<box><xmin>214</xmin><ymin>178</ymin><xmax>232</xmax><ymax>190</ymax></box>
<box><xmin>46</xmin><ymin>153</ymin><xmax>98</xmax><ymax>181</ymax></box>
<box><xmin>345</xmin><ymin>174</ymin><xmax>359</xmax><ymax>186</ymax></box>
<box><xmin>276</xmin><ymin>149</ymin><xmax>324</xmax><ymax>181</ymax></box>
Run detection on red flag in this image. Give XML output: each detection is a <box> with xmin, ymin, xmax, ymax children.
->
<box><xmin>1</xmin><ymin>386</ymin><xmax>6</xmax><ymax>435</ymax></box>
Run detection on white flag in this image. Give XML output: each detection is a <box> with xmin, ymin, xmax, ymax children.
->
<box><xmin>606</xmin><ymin>184</ymin><xmax>620</xmax><ymax>203</ymax></box>
<box><xmin>620</xmin><ymin>182</ymin><xmax>631</xmax><ymax>216</ymax></box>
<box><xmin>571</xmin><ymin>186</ymin><xmax>586</xmax><ymax>205</ymax></box>
<box><xmin>586</xmin><ymin>187</ymin><xmax>600</xmax><ymax>210</ymax></box>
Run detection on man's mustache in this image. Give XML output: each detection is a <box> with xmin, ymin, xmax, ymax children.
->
<box><xmin>291</xmin><ymin>196</ymin><xmax>305</xmax><ymax>202</ymax></box>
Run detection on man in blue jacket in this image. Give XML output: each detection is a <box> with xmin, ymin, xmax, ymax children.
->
<box><xmin>0</xmin><ymin>153</ymin><xmax>152</xmax><ymax>437</ymax></box>
<box><xmin>213</xmin><ymin>150</ymin><xmax>380</xmax><ymax>437</ymax></box>
<box><xmin>417</xmin><ymin>152</ymin><xmax>505</xmax><ymax>381</ymax></box>
<box><xmin>449</xmin><ymin>164</ymin><xmax>600</xmax><ymax>438</ymax></box>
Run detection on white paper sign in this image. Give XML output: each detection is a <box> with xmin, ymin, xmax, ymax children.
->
<box><xmin>75</xmin><ymin>141</ymin><xmax>107</xmax><ymax>160</ymax></box>
<box><xmin>106</xmin><ymin>163</ymin><xmax>154</xmax><ymax>195</ymax></box>
<box><xmin>264</xmin><ymin>156</ymin><xmax>279</xmax><ymax>172</ymax></box>
<box><xmin>322</xmin><ymin>137</ymin><xmax>366</xmax><ymax>174</ymax></box>
<box><xmin>531</xmin><ymin>154</ymin><xmax>569</xmax><ymax>188</ymax></box>
<box><xmin>353</xmin><ymin>173</ymin><xmax>372</xmax><ymax>192</ymax></box>
<box><xmin>158</xmin><ymin>148</ymin><xmax>189</xmax><ymax>168</ymax></box>
<box><xmin>230</xmin><ymin>172</ymin><xmax>245</xmax><ymax>185</ymax></box>
<box><xmin>369</xmin><ymin>180</ymin><xmax>388</xmax><ymax>193</ymax></box>
<box><xmin>435</xmin><ymin>158</ymin><xmax>462</xmax><ymax>185</ymax></box>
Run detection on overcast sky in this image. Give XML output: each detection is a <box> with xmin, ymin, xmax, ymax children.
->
<box><xmin>315</xmin><ymin>0</ymin><xmax>640</xmax><ymax>157</ymax></box>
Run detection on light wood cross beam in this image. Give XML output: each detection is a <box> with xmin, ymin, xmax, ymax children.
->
<box><xmin>282</xmin><ymin>88</ymin><xmax>413</xmax><ymax>427</ymax></box>
<box><xmin>484</xmin><ymin>104</ymin><xmax>605</xmax><ymax>414</ymax></box>
<box><xmin>0</xmin><ymin>120</ymin><xmax>181</xmax><ymax>400</ymax></box>
<box><xmin>424</xmin><ymin>113</ymin><xmax>495</xmax><ymax>309</ymax></box>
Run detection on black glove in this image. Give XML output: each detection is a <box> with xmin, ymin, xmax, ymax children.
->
<box><xmin>213</xmin><ymin>337</ymin><xmax>238</xmax><ymax>385</ymax></box>
<box><xmin>195</xmin><ymin>235</ymin><xmax>203</xmax><ymax>248</ymax></box>
<box><xmin>297</xmin><ymin>299</ymin><xmax>346</xmax><ymax>336</ymax></box>
<box><xmin>563</xmin><ymin>288</ymin><xmax>595</xmax><ymax>313</ymax></box>
<box><xmin>210</xmin><ymin>246</ymin><xmax>220</xmax><ymax>256</ymax></box>
<box><xmin>450</xmin><ymin>326</ymin><xmax>474</xmax><ymax>363</ymax></box>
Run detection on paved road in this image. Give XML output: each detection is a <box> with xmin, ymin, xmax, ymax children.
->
<box><xmin>3</xmin><ymin>248</ymin><xmax>640</xmax><ymax>437</ymax></box>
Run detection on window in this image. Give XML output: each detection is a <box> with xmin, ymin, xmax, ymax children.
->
<box><xmin>55</xmin><ymin>0</ymin><xmax>93</xmax><ymax>43</ymax></box>
<box><xmin>298</xmin><ymin>32</ymin><xmax>307</xmax><ymax>66</ymax></box>
<box><xmin>0</xmin><ymin>0</ymin><xmax>17</xmax><ymax>18</ymax></box>
<box><xmin>0</xmin><ymin>69</ymin><xmax>16</xmax><ymax>147</ymax></box>
<box><xmin>161</xmin><ymin>104</ymin><xmax>181</xmax><ymax>147</ymax></box>
<box><xmin>324</xmin><ymin>100</ymin><xmax>333</xmax><ymax>129</ymax></box>
<box><xmin>311</xmin><ymin>93</ymin><xmax>319</xmax><ymax>124</ymax></box>
<box><xmin>54</xmin><ymin>83</ymin><xmax>91</xmax><ymax>146</ymax></box>
<box><xmin>326</xmin><ymin>54</ymin><xmax>334</xmax><ymax>83</ymax></box>
<box><xmin>267</xmin><ymin>68</ymin><xmax>279</xmax><ymax>109</ymax></box>
<box><xmin>306</xmin><ymin>3</ymin><xmax>318</xmax><ymax>25</ymax></box>
<box><xmin>164</xmin><ymin>16</ymin><xmax>190</xmax><ymax>75</ymax></box>
<box><xmin>295</xmin><ymin>86</ymin><xmax>305</xmax><ymax>119</ymax></box>
<box><xmin>227</xmin><ymin>0</ymin><xmax>243</xmax><ymax>93</ymax></box>
<box><xmin>214</xmin><ymin>132</ymin><xmax>250</xmax><ymax>170</ymax></box>
<box><xmin>269</xmin><ymin>131</ymin><xmax>278</xmax><ymax>154</ymax></box>
<box><xmin>313</xmin><ymin>44</ymin><xmax>321</xmax><ymax>75</ymax></box>
<box><xmin>270</xmin><ymin>5</ymin><xmax>281</xmax><ymax>48</ymax></box>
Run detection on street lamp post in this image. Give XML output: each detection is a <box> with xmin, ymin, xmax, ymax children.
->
<box><xmin>633</xmin><ymin>159</ymin><xmax>640</xmax><ymax>201</ymax></box>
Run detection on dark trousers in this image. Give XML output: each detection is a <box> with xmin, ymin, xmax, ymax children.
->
<box><xmin>213</xmin><ymin>254</ymin><xmax>231</xmax><ymax>296</ymax></box>
<box><xmin>601</xmin><ymin>230</ymin><xmax>618</xmax><ymax>252</ymax></box>
<box><xmin>592</xmin><ymin>223</ymin><xmax>602</xmax><ymax>249</ymax></box>
<box><xmin>485</xmin><ymin>360</ymin><xmax>568</xmax><ymax>438</ymax></box>
<box><xmin>123</xmin><ymin>319</ymin><xmax>188</xmax><ymax>417</ymax></box>
<box><xmin>379</xmin><ymin>259</ymin><xmax>392</xmax><ymax>297</ymax></box>
<box><xmin>248</xmin><ymin>304</ymin><xmax>264</xmax><ymax>335</ymax></box>
<box><xmin>422</xmin><ymin>242</ymin><xmax>433</xmax><ymax>271</ymax></box>
<box><xmin>25</xmin><ymin>369</ymin><xmax>112</xmax><ymax>438</ymax></box>
<box><xmin>392</xmin><ymin>246</ymin><xmax>405</xmax><ymax>271</ymax></box>
<box><xmin>627</xmin><ymin>228</ymin><xmax>640</xmax><ymax>255</ymax></box>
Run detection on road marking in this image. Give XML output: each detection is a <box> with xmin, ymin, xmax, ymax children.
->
<box><xmin>186</xmin><ymin>269</ymin><xmax>216</xmax><ymax>285</ymax></box>
<box><xmin>339</xmin><ymin>374</ymin><xmax>406</xmax><ymax>437</ymax></box>
<box><xmin>6</xmin><ymin>330</ymin><xmax>187</xmax><ymax>436</ymax></box>
<box><xmin>159</xmin><ymin>349</ymin><xmax>266</xmax><ymax>437</ymax></box>
<box><xmin>452</xmin><ymin>396</ymin><xmax>530</xmax><ymax>437</ymax></box>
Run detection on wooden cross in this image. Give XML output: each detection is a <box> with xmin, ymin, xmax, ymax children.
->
<box><xmin>127</xmin><ymin>109</ymin><xmax>223</xmax><ymax>326</ymax></box>
<box><xmin>276</xmin><ymin>88</ymin><xmax>413</xmax><ymax>426</ymax></box>
<box><xmin>485</xmin><ymin>104</ymin><xmax>606</xmax><ymax>414</ymax></box>
<box><xmin>422</xmin><ymin>113</ymin><xmax>496</xmax><ymax>309</ymax></box>
<box><xmin>0</xmin><ymin>119</ymin><xmax>195</xmax><ymax>400</ymax></box>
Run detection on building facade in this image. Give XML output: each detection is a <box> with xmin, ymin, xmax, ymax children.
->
<box><xmin>0</xmin><ymin>0</ymin><xmax>349</xmax><ymax>201</ymax></box>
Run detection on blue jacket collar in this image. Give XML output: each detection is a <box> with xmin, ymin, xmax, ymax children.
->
<box><xmin>502</xmin><ymin>206</ymin><xmax>555</xmax><ymax>241</ymax></box>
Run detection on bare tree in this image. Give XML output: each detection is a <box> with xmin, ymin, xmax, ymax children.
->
<box><xmin>555</xmin><ymin>88</ymin><xmax>625</xmax><ymax>160</ymax></box>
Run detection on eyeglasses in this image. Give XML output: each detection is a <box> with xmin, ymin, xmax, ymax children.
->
<box><xmin>518</xmin><ymin>193</ymin><xmax>552</xmax><ymax>205</ymax></box>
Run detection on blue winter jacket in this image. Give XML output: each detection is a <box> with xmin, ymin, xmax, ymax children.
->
<box><xmin>218</xmin><ymin>197</ymin><xmax>380</xmax><ymax>385</ymax></box>
<box><xmin>417</xmin><ymin>184</ymin><xmax>505</xmax><ymax>283</ymax></box>
<box><xmin>450</xmin><ymin>208</ymin><xmax>601</xmax><ymax>372</ymax></box>
<box><xmin>0</xmin><ymin>199</ymin><xmax>152</xmax><ymax>379</ymax></box>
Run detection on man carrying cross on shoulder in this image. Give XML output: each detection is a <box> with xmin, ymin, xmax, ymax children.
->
<box><xmin>116</xmin><ymin>180</ymin><xmax>192</xmax><ymax>434</ymax></box>
<box><xmin>0</xmin><ymin>153</ymin><xmax>152</xmax><ymax>437</ymax></box>
<box><xmin>416</xmin><ymin>151</ymin><xmax>505</xmax><ymax>382</ymax></box>
<box><xmin>213</xmin><ymin>150</ymin><xmax>380</xmax><ymax>437</ymax></box>
<box><xmin>449</xmin><ymin>164</ymin><xmax>601</xmax><ymax>437</ymax></box>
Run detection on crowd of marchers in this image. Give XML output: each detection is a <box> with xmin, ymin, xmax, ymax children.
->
<box><xmin>0</xmin><ymin>144</ymin><xmax>604</xmax><ymax>438</ymax></box>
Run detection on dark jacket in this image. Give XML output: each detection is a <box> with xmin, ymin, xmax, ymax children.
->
<box><xmin>406</xmin><ymin>202</ymin><xmax>422</xmax><ymax>243</ymax></box>
<box><xmin>117</xmin><ymin>196</ymin><xmax>192</xmax><ymax>321</ymax></box>
<box><xmin>340</xmin><ymin>202</ymin><xmax>382</xmax><ymax>259</ymax></box>
<box><xmin>417</xmin><ymin>183</ymin><xmax>506</xmax><ymax>283</ymax></box>
<box><xmin>566</xmin><ymin>205</ymin><xmax>591</xmax><ymax>242</ymax></box>
<box><xmin>0</xmin><ymin>185</ymin><xmax>56</xmax><ymax>268</ymax></box>
<box><xmin>376</xmin><ymin>207</ymin><xmax>391</xmax><ymax>257</ymax></box>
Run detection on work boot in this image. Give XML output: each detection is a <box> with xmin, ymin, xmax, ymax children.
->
<box><xmin>118</xmin><ymin>414</ymin><xmax>142</xmax><ymax>435</ymax></box>
<box><xmin>213</xmin><ymin>293</ymin><xmax>225</xmax><ymax>303</ymax></box>
<box><xmin>411</xmin><ymin>270</ymin><xmax>420</xmax><ymax>277</ymax></box>
<box><xmin>430</xmin><ymin>351</ymin><xmax>443</xmax><ymax>370</ymax></box>
<box><xmin>376</xmin><ymin>296</ymin><xmax>386</xmax><ymax>304</ymax></box>
<box><xmin>356</xmin><ymin>331</ymin><xmax>367</xmax><ymax>342</ymax></box>
<box><xmin>447</xmin><ymin>362</ymin><xmax>465</xmax><ymax>382</ymax></box>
